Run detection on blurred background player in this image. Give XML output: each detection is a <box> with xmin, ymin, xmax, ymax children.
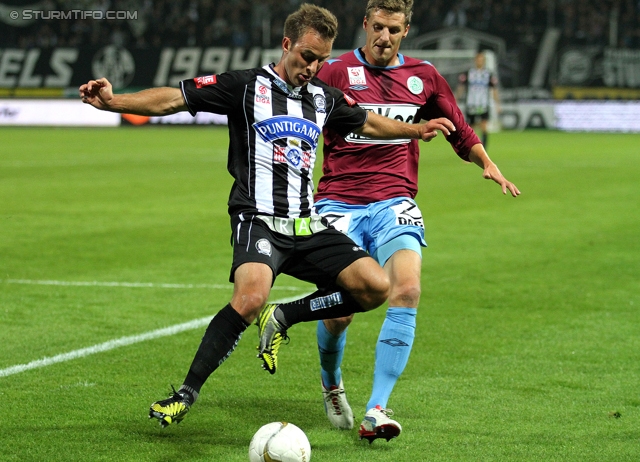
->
<box><xmin>308</xmin><ymin>0</ymin><xmax>518</xmax><ymax>443</ymax></box>
<box><xmin>457</xmin><ymin>51</ymin><xmax>501</xmax><ymax>147</ymax></box>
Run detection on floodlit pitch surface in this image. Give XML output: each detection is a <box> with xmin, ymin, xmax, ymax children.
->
<box><xmin>1</xmin><ymin>127</ymin><xmax>638</xmax><ymax>461</ymax></box>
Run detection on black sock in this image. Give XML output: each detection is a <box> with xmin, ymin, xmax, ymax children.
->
<box><xmin>274</xmin><ymin>288</ymin><xmax>366</xmax><ymax>328</ymax></box>
<box><xmin>482</xmin><ymin>131</ymin><xmax>488</xmax><ymax>147</ymax></box>
<box><xmin>182</xmin><ymin>304</ymin><xmax>249</xmax><ymax>397</ymax></box>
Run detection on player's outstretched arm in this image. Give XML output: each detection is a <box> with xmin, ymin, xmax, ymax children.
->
<box><xmin>79</xmin><ymin>77</ymin><xmax>187</xmax><ymax>116</ymax></box>
<box><xmin>468</xmin><ymin>143</ymin><xmax>520</xmax><ymax>197</ymax></box>
<box><xmin>356</xmin><ymin>112</ymin><xmax>455</xmax><ymax>142</ymax></box>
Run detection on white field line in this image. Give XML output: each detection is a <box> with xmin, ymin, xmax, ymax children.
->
<box><xmin>2</xmin><ymin>278</ymin><xmax>306</xmax><ymax>291</ymax></box>
<box><xmin>0</xmin><ymin>292</ymin><xmax>311</xmax><ymax>378</ymax></box>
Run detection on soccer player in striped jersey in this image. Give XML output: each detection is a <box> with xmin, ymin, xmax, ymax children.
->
<box><xmin>265</xmin><ymin>0</ymin><xmax>519</xmax><ymax>443</ymax></box>
<box><xmin>457</xmin><ymin>51</ymin><xmax>501</xmax><ymax>147</ymax></box>
<box><xmin>79</xmin><ymin>3</ymin><xmax>454</xmax><ymax>429</ymax></box>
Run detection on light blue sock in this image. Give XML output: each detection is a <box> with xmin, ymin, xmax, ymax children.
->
<box><xmin>317</xmin><ymin>320</ymin><xmax>347</xmax><ymax>388</ymax></box>
<box><xmin>366</xmin><ymin>307</ymin><xmax>416</xmax><ymax>410</ymax></box>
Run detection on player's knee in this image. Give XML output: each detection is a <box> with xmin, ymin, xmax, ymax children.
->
<box><xmin>231</xmin><ymin>290</ymin><xmax>269</xmax><ymax>321</ymax></box>
<box><xmin>389</xmin><ymin>281</ymin><xmax>421</xmax><ymax>308</ymax></box>
<box><xmin>359</xmin><ymin>271</ymin><xmax>390</xmax><ymax>310</ymax></box>
<box><xmin>324</xmin><ymin>315</ymin><xmax>353</xmax><ymax>335</ymax></box>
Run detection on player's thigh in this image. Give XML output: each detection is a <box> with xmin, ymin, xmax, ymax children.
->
<box><xmin>315</xmin><ymin>199</ymin><xmax>369</xmax><ymax>250</ymax></box>
<box><xmin>231</xmin><ymin>262</ymin><xmax>274</xmax><ymax>320</ymax></box>
<box><xmin>229</xmin><ymin>215</ymin><xmax>290</xmax><ymax>283</ymax></box>
<box><xmin>282</xmin><ymin>228</ymin><xmax>371</xmax><ymax>289</ymax></box>
<box><xmin>335</xmin><ymin>255</ymin><xmax>388</xmax><ymax>302</ymax></box>
<box><xmin>369</xmin><ymin>198</ymin><xmax>426</xmax><ymax>266</ymax></box>
<box><xmin>383</xmin><ymin>246</ymin><xmax>422</xmax><ymax>308</ymax></box>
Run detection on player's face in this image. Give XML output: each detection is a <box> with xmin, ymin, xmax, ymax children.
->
<box><xmin>475</xmin><ymin>53</ymin><xmax>486</xmax><ymax>68</ymax></box>
<box><xmin>363</xmin><ymin>10</ymin><xmax>409</xmax><ymax>67</ymax></box>
<box><xmin>278</xmin><ymin>31</ymin><xmax>332</xmax><ymax>87</ymax></box>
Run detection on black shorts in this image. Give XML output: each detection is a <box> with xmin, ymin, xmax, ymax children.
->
<box><xmin>466</xmin><ymin>111</ymin><xmax>490</xmax><ymax>124</ymax></box>
<box><xmin>229</xmin><ymin>214</ymin><xmax>370</xmax><ymax>287</ymax></box>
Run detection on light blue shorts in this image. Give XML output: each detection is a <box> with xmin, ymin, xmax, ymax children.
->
<box><xmin>315</xmin><ymin>197</ymin><xmax>427</xmax><ymax>266</ymax></box>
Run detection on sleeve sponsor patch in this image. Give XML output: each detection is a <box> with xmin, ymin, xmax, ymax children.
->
<box><xmin>343</xmin><ymin>93</ymin><xmax>357</xmax><ymax>106</ymax></box>
<box><xmin>194</xmin><ymin>75</ymin><xmax>217</xmax><ymax>88</ymax></box>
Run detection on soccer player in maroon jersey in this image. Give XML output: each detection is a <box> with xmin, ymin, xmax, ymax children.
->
<box><xmin>312</xmin><ymin>0</ymin><xmax>519</xmax><ymax>442</ymax></box>
<box><xmin>79</xmin><ymin>3</ymin><xmax>455</xmax><ymax>430</ymax></box>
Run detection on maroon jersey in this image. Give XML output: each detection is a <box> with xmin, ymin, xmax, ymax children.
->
<box><xmin>315</xmin><ymin>49</ymin><xmax>480</xmax><ymax>204</ymax></box>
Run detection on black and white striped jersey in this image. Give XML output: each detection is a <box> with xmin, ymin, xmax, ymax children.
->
<box><xmin>459</xmin><ymin>67</ymin><xmax>497</xmax><ymax>115</ymax></box>
<box><xmin>180</xmin><ymin>64</ymin><xmax>368</xmax><ymax>218</ymax></box>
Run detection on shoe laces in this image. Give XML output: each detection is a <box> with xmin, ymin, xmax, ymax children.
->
<box><xmin>267</xmin><ymin>324</ymin><xmax>289</xmax><ymax>351</ymax></box>
<box><xmin>375</xmin><ymin>405</ymin><xmax>394</xmax><ymax>417</ymax></box>
<box><xmin>324</xmin><ymin>386</ymin><xmax>346</xmax><ymax>412</ymax></box>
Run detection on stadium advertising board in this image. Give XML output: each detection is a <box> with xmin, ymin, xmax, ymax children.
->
<box><xmin>554</xmin><ymin>101</ymin><xmax>640</xmax><ymax>132</ymax></box>
<box><xmin>0</xmin><ymin>46</ymin><xmax>282</xmax><ymax>90</ymax></box>
<box><xmin>554</xmin><ymin>47</ymin><xmax>640</xmax><ymax>91</ymax></box>
<box><xmin>0</xmin><ymin>99</ymin><xmax>120</xmax><ymax>126</ymax></box>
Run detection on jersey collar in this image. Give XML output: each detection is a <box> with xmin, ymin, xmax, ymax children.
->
<box><xmin>265</xmin><ymin>64</ymin><xmax>304</xmax><ymax>99</ymax></box>
<box><xmin>353</xmin><ymin>48</ymin><xmax>405</xmax><ymax>69</ymax></box>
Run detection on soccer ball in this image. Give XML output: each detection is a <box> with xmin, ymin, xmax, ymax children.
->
<box><xmin>248</xmin><ymin>422</ymin><xmax>311</xmax><ymax>462</ymax></box>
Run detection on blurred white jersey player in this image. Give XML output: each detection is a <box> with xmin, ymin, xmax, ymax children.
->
<box><xmin>457</xmin><ymin>51</ymin><xmax>500</xmax><ymax>147</ymax></box>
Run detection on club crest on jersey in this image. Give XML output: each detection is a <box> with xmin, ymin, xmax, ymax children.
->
<box><xmin>313</xmin><ymin>94</ymin><xmax>326</xmax><ymax>113</ymax></box>
<box><xmin>194</xmin><ymin>75</ymin><xmax>216</xmax><ymax>88</ymax></box>
<box><xmin>407</xmin><ymin>76</ymin><xmax>424</xmax><ymax>95</ymax></box>
<box><xmin>347</xmin><ymin>66</ymin><xmax>366</xmax><ymax>86</ymax></box>
<box><xmin>255</xmin><ymin>238</ymin><xmax>272</xmax><ymax>256</ymax></box>
<box><xmin>253</xmin><ymin>115</ymin><xmax>320</xmax><ymax>149</ymax></box>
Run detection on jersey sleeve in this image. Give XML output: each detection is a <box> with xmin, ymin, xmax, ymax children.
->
<box><xmin>180</xmin><ymin>70</ymin><xmax>249</xmax><ymax>116</ymax></box>
<box><xmin>321</xmin><ymin>84</ymin><xmax>369</xmax><ymax>138</ymax></box>
<box><xmin>415</xmin><ymin>67</ymin><xmax>480</xmax><ymax>161</ymax></box>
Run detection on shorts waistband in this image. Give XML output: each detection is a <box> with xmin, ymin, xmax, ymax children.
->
<box><xmin>254</xmin><ymin>215</ymin><xmax>329</xmax><ymax>236</ymax></box>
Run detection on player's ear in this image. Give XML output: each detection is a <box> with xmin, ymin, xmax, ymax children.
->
<box><xmin>362</xmin><ymin>16</ymin><xmax>367</xmax><ymax>30</ymax></box>
<box><xmin>403</xmin><ymin>24</ymin><xmax>410</xmax><ymax>38</ymax></box>
<box><xmin>282</xmin><ymin>36</ymin><xmax>291</xmax><ymax>53</ymax></box>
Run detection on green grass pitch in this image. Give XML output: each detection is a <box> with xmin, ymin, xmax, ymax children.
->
<box><xmin>1</xmin><ymin>126</ymin><xmax>639</xmax><ymax>461</ymax></box>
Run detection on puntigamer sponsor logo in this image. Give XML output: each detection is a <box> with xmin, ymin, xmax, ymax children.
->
<box><xmin>253</xmin><ymin>116</ymin><xmax>320</xmax><ymax>148</ymax></box>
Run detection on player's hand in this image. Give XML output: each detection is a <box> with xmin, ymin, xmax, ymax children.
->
<box><xmin>483</xmin><ymin>162</ymin><xmax>520</xmax><ymax>197</ymax></box>
<box><xmin>419</xmin><ymin>117</ymin><xmax>456</xmax><ymax>142</ymax></box>
<box><xmin>79</xmin><ymin>78</ymin><xmax>114</xmax><ymax>110</ymax></box>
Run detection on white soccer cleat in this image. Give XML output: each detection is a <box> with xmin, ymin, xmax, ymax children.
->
<box><xmin>359</xmin><ymin>405</ymin><xmax>402</xmax><ymax>443</ymax></box>
<box><xmin>321</xmin><ymin>378</ymin><xmax>354</xmax><ymax>430</ymax></box>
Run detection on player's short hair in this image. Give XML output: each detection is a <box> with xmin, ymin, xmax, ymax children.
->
<box><xmin>365</xmin><ymin>0</ymin><xmax>414</xmax><ymax>25</ymax></box>
<box><xmin>284</xmin><ymin>3</ymin><xmax>339</xmax><ymax>46</ymax></box>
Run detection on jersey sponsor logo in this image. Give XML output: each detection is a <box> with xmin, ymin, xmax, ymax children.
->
<box><xmin>194</xmin><ymin>75</ymin><xmax>216</xmax><ymax>88</ymax></box>
<box><xmin>343</xmin><ymin>93</ymin><xmax>357</xmax><ymax>106</ymax></box>
<box><xmin>347</xmin><ymin>66</ymin><xmax>366</xmax><ymax>86</ymax></box>
<box><xmin>407</xmin><ymin>76</ymin><xmax>424</xmax><ymax>95</ymax></box>
<box><xmin>349</xmin><ymin>85</ymin><xmax>368</xmax><ymax>91</ymax></box>
<box><xmin>273</xmin><ymin>139</ymin><xmax>311</xmax><ymax>169</ymax></box>
<box><xmin>320</xmin><ymin>212</ymin><xmax>351</xmax><ymax>235</ymax></box>
<box><xmin>255</xmin><ymin>84</ymin><xmax>271</xmax><ymax>104</ymax></box>
<box><xmin>390</xmin><ymin>200</ymin><xmax>424</xmax><ymax>228</ymax></box>
<box><xmin>253</xmin><ymin>115</ymin><xmax>321</xmax><ymax>149</ymax></box>
<box><xmin>345</xmin><ymin>104</ymin><xmax>419</xmax><ymax>144</ymax></box>
<box><xmin>313</xmin><ymin>94</ymin><xmax>326</xmax><ymax>113</ymax></box>
<box><xmin>255</xmin><ymin>238</ymin><xmax>272</xmax><ymax>257</ymax></box>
